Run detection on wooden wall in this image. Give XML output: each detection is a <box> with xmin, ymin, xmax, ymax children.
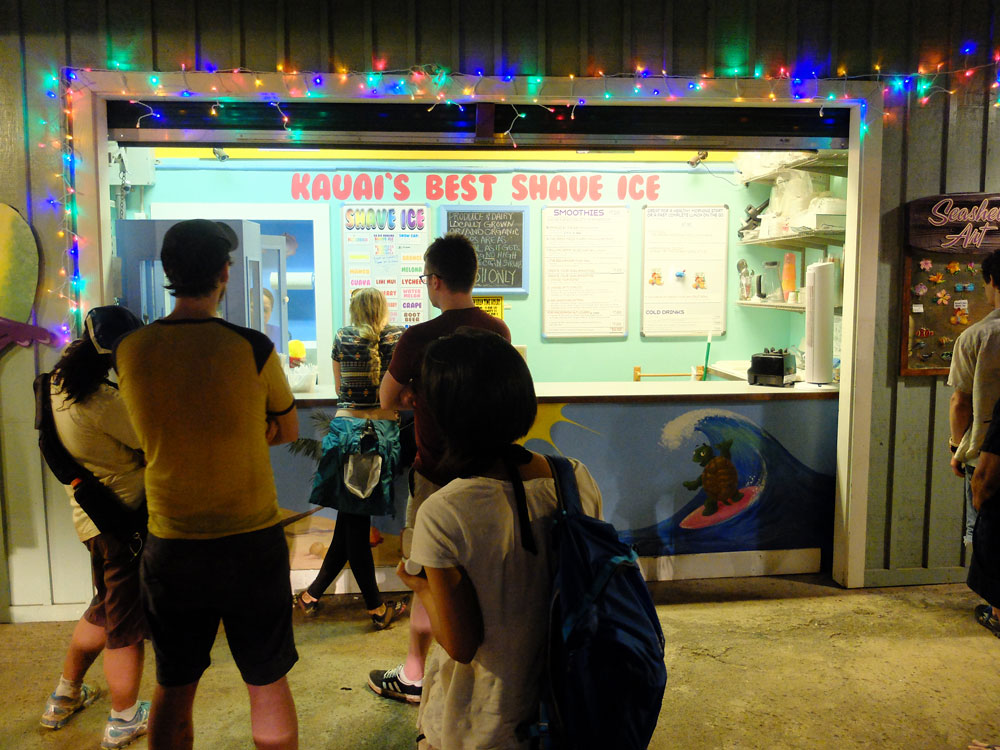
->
<box><xmin>1</xmin><ymin>0</ymin><xmax>999</xmax><ymax>616</ymax></box>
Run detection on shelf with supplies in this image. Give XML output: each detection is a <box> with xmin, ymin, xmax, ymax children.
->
<box><xmin>738</xmin><ymin>230</ymin><xmax>846</xmax><ymax>291</ymax></box>
<box><xmin>738</xmin><ymin>229</ymin><xmax>846</xmax><ymax>251</ymax></box>
<box><xmin>736</xmin><ymin>299</ymin><xmax>806</xmax><ymax>313</ymax></box>
<box><xmin>739</xmin><ymin>153</ymin><xmax>849</xmax><ymax>185</ymax></box>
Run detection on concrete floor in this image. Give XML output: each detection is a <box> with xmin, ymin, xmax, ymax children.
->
<box><xmin>2</xmin><ymin>574</ymin><xmax>998</xmax><ymax>749</ymax></box>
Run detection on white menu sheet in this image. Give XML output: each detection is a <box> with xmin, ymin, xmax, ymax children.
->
<box><xmin>542</xmin><ymin>206</ymin><xmax>629</xmax><ymax>338</ymax></box>
<box><xmin>341</xmin><ymin>205</ymin><xmax>430</xmax><ymax>326</ymax></box>
<box><xmin>641</xmin><ymin>205</ymin><xmax>728</xmax><ymax>336</ymax></box>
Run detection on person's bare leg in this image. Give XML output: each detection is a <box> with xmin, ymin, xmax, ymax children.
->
<box><xmin>61</xmin><ymin>617</ymin><xmax>106</xmax><ymax>682</ymax></box>
<box><xmin>148</xmin><ymin>681</ymin><xmax>198</xmax><ymax>750</ymax></box>
<box><xmin>246</xmin><ymin>676</ymin><xmax>298</xmax><ymax>750</ymax></box>
<box><xmin>402</xmin><ymin>593</ymin><xmax>433</xmax><ymax>682</ymax></box>
<box><xmin>103</xmin><ymin>642</ymin><xmax>144</xmax><ymax>711</ymax></box>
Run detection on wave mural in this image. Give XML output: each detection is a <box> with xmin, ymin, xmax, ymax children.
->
<box><xmin>619</xmin><ymin>408</ymin><xmax>835</xmax><ymax>557</ymax></box>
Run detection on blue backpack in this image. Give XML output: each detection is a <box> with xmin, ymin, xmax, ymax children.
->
<box><xmin>514</xmin><ymin>454</ymin><xmax>667</xmax><ymax>749</ymax></box>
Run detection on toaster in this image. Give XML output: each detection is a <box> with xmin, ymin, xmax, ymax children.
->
<box><xmin>747</xmin><ymin>348</ymin><xmax>797</xmax><ymax>387</ymax></box>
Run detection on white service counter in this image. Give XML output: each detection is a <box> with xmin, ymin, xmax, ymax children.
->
<box><xmin>292</xmin><ymin>363</ymin><xmax>838</xmax><ymax>404</ymax></box>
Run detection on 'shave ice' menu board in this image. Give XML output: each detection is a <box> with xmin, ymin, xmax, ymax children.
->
<box><xmin>342</xmin><ymin>205</ymin><xmax>430</xmax><ymax>326</ymax></box>
<box><xmin>444</xmin><ymin>208</ymin><xmax>527</xmax><ymax>293</ymax></box>
<box><xmin>542</xmin><ymin>206</ymin><xmax>629</xmax><ymax>338</ymax></box>
<box><xmin>641</xmin><ymin>206</ymin><xmax>728</xmax><ymax>336</ymax></box>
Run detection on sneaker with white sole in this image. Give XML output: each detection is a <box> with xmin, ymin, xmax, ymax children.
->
<box><xmin>367</xmin><ymin>664</ymin><xmax>421</xmax><ymax>703</ymax></box>
<box><xmin>101</xmin><ymin>700</ymin><xmax>150</xmax><ymax>749</ymax></box>
<box><xmin>40</xmin><ymin>683</ymin><xmax>101</xmax><ymax>729</ymax></box>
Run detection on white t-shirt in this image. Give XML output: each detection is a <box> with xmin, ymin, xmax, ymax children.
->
<box><xmin>50</xmin><ymin>381</ymin><xmax>145</xmax><ymax>542</ymax></box>
<box><xmin>947</xmin><ymin>308</ymin><xmax>1000</xmax><ymax>465</ymax></box>
<box><xmin>410</xmin><ymin>458</ymin><xmax>603</xmax><ymax>750</ymax></box>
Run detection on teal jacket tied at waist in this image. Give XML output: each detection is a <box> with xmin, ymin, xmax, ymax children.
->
<box><xmin>308</xmin><ymin>416</ymin><xmax>401</xmax><ymax>517</ymax></box>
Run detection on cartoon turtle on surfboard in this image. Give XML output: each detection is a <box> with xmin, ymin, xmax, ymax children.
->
<box><xmin>682</xmin><ymin>439</ymin><xmax>741</xmax><ymax>516</ymax></box>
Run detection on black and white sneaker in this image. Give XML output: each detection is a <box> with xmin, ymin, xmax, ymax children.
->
<box><xmin>367</xmin><ymin>664</ymin><xmax>421</xmax><ymax>703</ymax></box>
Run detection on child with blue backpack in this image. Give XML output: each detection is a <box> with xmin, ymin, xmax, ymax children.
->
<box><xmin>395</xmin><ymin>329</ymin><xmax>604</xmax><ymax>749</ymax></box>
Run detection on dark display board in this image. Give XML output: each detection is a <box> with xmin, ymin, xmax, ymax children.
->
<box><xmin>901</xmin><ymin>193</ymin><xmax>1000</xmax><ymax>376</ymax></box>
<box><xmin>444</xmin><ymin>207</ymin><xmax>527</xmax><ymax>294</ymax></box>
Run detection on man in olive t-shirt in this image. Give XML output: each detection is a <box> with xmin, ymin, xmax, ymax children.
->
<box><xmin>116</xmin><ymin>219</ymin><xmax>300</xmax><ymax>750</ymax></box>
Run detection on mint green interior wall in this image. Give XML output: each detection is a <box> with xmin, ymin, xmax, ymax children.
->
<box><xmin>144</xmin><ymin>159</ymin><xmax>822</xmax><ymax>383</ymax></box>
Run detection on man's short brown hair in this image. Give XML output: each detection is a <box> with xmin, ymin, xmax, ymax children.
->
<box><xmin>423</xmin><ymin>233</ymin><xmax>478</xmax><ymax>293</ymax></box>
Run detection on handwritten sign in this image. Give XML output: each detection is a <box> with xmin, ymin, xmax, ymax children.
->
<box><xmin>641</xmin><ymin>206</ymin><xmax>728</xmax><ymax>336</ymax></box>
<box><xmin>542</xmin><ymin>206</ymin><xmax>629</xmax><ymax>338</ymax></box>
<box><xmin>444</xmin><ymin>208</ymin><xmax>527</xmax><ymax>294</ymax></box>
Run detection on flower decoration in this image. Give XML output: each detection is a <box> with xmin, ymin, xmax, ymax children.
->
<box><xmin>928</xmin><ymin>272</ymin><xmax>945</xmax><ymax>284</ymax></box>
<box><xmin>919</xmin><ymin>259</ymin><xmax>933</xmax><ymax>271</ymax></box>
<box><xmin>913</xmin><ymin>283</ymin><xmax>928</xmax><ymax>297</ymax></box>
<box><xmin>969</xmin><ymin>262</ymin><xmax>979</xmax><ymax>274</ymax></box>
<box><xmin>947</xmin><ymin>261</ymin><xmax>962</xmax><ymax>274</ymax></box>
<box><xmin>951</xmin><ymin>310</ymin><xmax>970</xmax><ymax>325</ymax></box>
<box><xmin>936</xmin><ymin>289</ymin><xmax>951</xmax><ymax>305</ymax></box>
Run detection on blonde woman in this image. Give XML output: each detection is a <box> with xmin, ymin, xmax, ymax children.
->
<box><xmin>296</xmin><ymin>287</ymin><xmax>407</xmax><ymax>629</ymax></box>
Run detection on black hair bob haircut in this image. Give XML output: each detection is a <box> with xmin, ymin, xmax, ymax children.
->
<box><xmin>420</xmin><ymin>328</ymin><xmax>536</xmax><ymax>478</ymax></box>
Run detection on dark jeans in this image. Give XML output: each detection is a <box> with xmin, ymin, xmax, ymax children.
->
<box><xmin>306</xmin><ymin>511</ymin><xmax>382</xmax><ymax>610</ymax></box>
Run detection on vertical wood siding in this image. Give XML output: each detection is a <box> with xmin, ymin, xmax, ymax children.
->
<box><xmin>2</xmin><ymin>0</ymin><xmax>999</xmax><ymax>607</ymax></box>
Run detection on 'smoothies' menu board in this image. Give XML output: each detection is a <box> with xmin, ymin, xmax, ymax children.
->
<box><xmin>542</xmin><ymin>206</ymin><xmax>629</xmax><ymax>338</ymax></box>
<box><xmin>341</xmin><ymin>205</ymin><xmax>430</xmax><ymax>326</ymax></box>
<box><xmin>641</xmin><ymin>205</ymin><xmax>729</xmax><ymax>336</ymax></box>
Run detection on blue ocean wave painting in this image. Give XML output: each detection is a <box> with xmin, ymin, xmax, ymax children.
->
<box><xmin>619</xmin><ymin>408</ymin><xmax>835</xmax><ymax>557</ymax></box>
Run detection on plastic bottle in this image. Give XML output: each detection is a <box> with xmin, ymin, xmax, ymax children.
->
<box><xmin>781</xmin><ymin>252</ymin><xmax>797</xmax><ymax>302</ymax></box>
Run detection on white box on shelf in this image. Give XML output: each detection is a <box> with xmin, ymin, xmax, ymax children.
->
<box><xmin>790</xmin><ymin>212</ymin><xmax>847</xmax><ymax>231</ymax></box>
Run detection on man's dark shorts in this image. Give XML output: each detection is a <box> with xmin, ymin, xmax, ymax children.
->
<box><xmin>83</xmin><ymin>533</ymin><xmax>148</xmax><ymax>649</ymax></box>
<box><xmin>970</xmin><ymin>500</ymin><xmax>1000</xmax><ymax>608</ymax></box>
<box><xmin>140</xmin><ymin>524</ymin><xmax>298</xmax><ymax>687</ymax></box>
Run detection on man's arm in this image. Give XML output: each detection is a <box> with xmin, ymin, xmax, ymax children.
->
<box><xmin>971</xmin><ymin>449</ymin><xmax>1000</xmax><ymax>511</ymax></box>
<box><xmin>950</xmin><ymin>389</ymin><xmax>973</xmax><ymax>477</ymax></box>
<box><xmin>266</xmin><ymin>406</ymin><xmax>298</xmax><ymax>446</ymax></box>
<box><xmin>380</xmin><ymin>371</ymin><xmax>415</xmax><ymax>410</ymax></box>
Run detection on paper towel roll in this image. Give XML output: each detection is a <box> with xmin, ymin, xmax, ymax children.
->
<box><xmin>270</xmin><ymin>271</ymin><xmax>314</xmax><ymax>290</ymax></box>
<box><xmin>805</xmin><ymin>261</ymin><xmax>835</xmax><ymax>384</ymax></box>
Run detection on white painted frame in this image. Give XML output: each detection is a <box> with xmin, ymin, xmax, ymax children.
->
<box><xmin>6</xmin><ymin>74</ymin><xmax>882</xmax><ymax>623</ymax></box>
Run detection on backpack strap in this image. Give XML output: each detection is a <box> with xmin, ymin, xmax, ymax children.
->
<box><xmin>544</xmin><ymin>454</ymin><xmax>583</xmax><ymax>517</ymax></box>
<box><xmin>501</xmin><ymin>444</ymin><xmax>538</xmax><ymax>555</ymax></box>
<box><xmin>34</xmin><ymin>372</ymin><xmax>87</xmax><ymax>485</ymax></box>
<box><xmin>33</xmin><ymin>372</ymin><xmax>147</xmax><ymax>557</ymax></box>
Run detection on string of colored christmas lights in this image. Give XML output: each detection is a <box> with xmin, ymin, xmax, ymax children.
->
<box><xmin>44</xmin><ymin>52</ymin><xmax>998</xmax><ymax>342</ymax></box>
<box><xmin>70</xmin><ymin>55</ymin><xmax>1000</xmax><ymax>139</ymax></box>
<box><xmin>42</xmin><ymin>68</ymin><xmax>81</xmax><ymax>344</ymax></box>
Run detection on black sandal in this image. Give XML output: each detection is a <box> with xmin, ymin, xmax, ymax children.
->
<box><xmin>372</xmin><ymin>599</ymin><xmax>406</xmax><ymax>630</ymax></box>
<box><xmin>974</xmin><ymin>604</ymin><xmax>1000</xmax><ymax>637</ymax></box>
<box><xmin>294</xmin><ymin>591</ymin><xmax>322</xmax><ymax>617</ymax></box>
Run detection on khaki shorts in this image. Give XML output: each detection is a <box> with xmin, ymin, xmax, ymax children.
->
<box><xmin>404</xmin><ymin>467</ymin><xmax>443</xmax><ymax>530</ymax></box>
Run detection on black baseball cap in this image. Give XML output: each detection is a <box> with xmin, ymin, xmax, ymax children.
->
<box><xmin>85</xmin><ymin>305</ymin><xmax>143</xmax><ymax>354</ymax></box>
<box><xmin>160</xmin><ymin>219</ymin><xmax>238</xmax><ymax>294</ymax></box>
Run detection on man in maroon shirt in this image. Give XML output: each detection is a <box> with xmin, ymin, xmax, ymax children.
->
<box><xmin>368</xmin><ymin>233</ymin><xmax>510</xmax><ymax>704</ymax></box>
